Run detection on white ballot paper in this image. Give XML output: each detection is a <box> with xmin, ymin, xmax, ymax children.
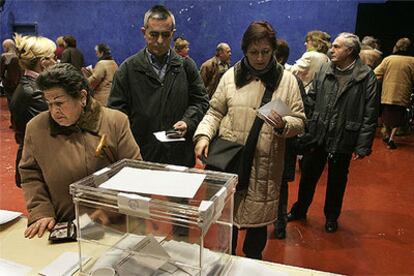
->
<box><xmin>257</xmin><ymin>98</ymin><xmax>292</xmax><ymax>123</ymax></box>
<box><xmin>90</xmin><ymin>234</ymin><xmax>167</xmax><ymax>275</ymax></box>
<box><xmin>99</xmin><ymin>167</ymin><xmax>205</xmax><ymax>198</ymax></box>
<box><xmin>115</xmin><ymin>235</ymin><xmax>170</xmax><ymax>276</ymax></box>
<box><xmin>154</xmin><ymin>131</ymin><xmax>185</xmax><ymax>142</ymax></box>
<box><xmin>228</xmin><ymin>257</ymin><xmax>288</xmax><ymax>276</ymax></box>
<box><xmin>0</xmin><ymin>209</ymin><xmax>22</xmax><ymax>225</ymax></box>
<box><xmin>38</xmin><ymin>252</ymin><xmax>90</xmax><ymax>276</ymax></box>
<box><xmin>0</xmin><ymin>258</ymin><xmax>31</xmax><ymax>276</ymax></box>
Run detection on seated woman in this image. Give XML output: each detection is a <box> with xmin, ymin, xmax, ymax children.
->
<box><xmin>82</xmin><ymin>43</ymin><xmax>118</xmax><ymax>105</ymax></box>
<box><xmin>20</xmin><ymin>63</ymin><xmax>142</xmax><ymax>239</ymax></box>
<box><xmin>194</xmin><ymin>21</ymin><xmax>305</xmax><ymax>259</ymax></box>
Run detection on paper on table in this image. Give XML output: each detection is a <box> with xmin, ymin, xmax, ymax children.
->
<box><xmin>90</xmin><ymin>233</ymin><xmax>167</xmax><ymax>274</ymax></box>
<box><xmin>115</xmin><ymin>235</ymin><xmax>170</xmax><ymax>275</ymax></box>
<box><xmin>0</xmin><ymin>258</ymin><xmax>32</xmax><ymax>276</ymax></box>
<box><xmin>99</xmin><ymin>167</ymin><xmax>205</xmax><ymax>198</ymax></box>
<box><xmin>0</xmin><ymin>210</ymin><xmax>22</xmax><ymax>225</ymax></box>
<box><xmin>153</xmin><ymin>131</ymin><xmax>185</xmax><ymax>142</ymax></box>
<box><xmin>257</xmin><ymin>98</ymin><xmax>292</xmax><ymax>118</ymax></box>
<box><xmin>38</xmin><ymin>252</ymin><xmax>90</xmax><ymax>276</ymax></box>
<box><xmin>228</xmin><ymin>257</ymin><xmax>288</xmax><ymax>276</ymax></box>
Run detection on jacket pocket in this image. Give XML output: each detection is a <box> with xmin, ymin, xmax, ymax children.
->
<box><xmin>305</xmin><ymin>112</ymin><xmax>319</xmax><ymax>135</ymax></box>
<box><xmin>341</xmin><ymin>120</ymin><xmax>361</xmax><ymax>151</ymax></box>
<box><xmin>345</xmin><ymin>121</ymin><xmax>361</xmax><ymax>131</ymax></box>
<box><xmin>296</xmin><ymin>112</ymin><xmax>319</xmax><ymax>153</ymax></box>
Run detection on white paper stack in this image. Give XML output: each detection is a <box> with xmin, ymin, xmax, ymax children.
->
<box><xmin>38</xmin><ymin>252</ymin><xmax>90</xmax><ymax>276</ymax></box>
<box><xmin>0</xmin><ymin>210</ymin><xmax>22</xmax><ymax>225</ymax></box>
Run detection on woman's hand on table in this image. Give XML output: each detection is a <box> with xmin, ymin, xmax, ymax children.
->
<box><xmin>24</xmin><ymin>217</ymin><xmax>56</xmax><ymax>239</ymax></box>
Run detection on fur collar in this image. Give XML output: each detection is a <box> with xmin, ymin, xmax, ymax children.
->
<box><xmin>234</xmin><ymin>58</ymin><xmax>284</xmax><ymax>91</ymax></box>
<box><xmin>49</xmin><ymin>98</ymin><xmax>102</xmax><ymax>136</ymax></box>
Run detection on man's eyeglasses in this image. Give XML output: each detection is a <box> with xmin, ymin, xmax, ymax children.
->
<box><xmin>148</xmin><ymin>31</ymin><xmax>173</xmax><ymax>39</ymax></box>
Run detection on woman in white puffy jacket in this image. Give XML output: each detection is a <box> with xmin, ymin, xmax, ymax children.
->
<box><xmin>288</xmin><ymin>30</ymin><xmax>331</xmax><ymax>93</ymax></box>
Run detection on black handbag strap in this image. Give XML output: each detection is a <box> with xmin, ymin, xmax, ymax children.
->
<box><xmin>237</xmin><ymin>73</ymin><xmax>284</xmax><ymax>190</ymax></box>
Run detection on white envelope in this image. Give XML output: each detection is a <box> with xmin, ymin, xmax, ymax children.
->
<box><xmin>257</xmin><ymin>98</ymin><xmax>292</xmax><ymax>118</ymax></box>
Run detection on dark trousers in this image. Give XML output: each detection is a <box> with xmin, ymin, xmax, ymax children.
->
<box><xmin>275</xmin><ymin>180</ymin><xmax>288</xmax><ymax>228</ymax></box>
<box><xmin>291</xmin><ymin>147</ymin><xmax>352</xmax><ymax>221</ymax></box>
<box><xmin>232</xmin><ymin>225</ymin><xmax>267</xmax><ymax>260</ymax></box>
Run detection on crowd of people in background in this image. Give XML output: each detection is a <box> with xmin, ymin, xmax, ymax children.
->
<box><xmin>1</xmin><ymin>3</ymin><xmax>414</xmax><ymax>262</ymax></box>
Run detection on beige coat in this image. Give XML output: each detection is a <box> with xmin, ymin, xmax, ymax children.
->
<box><xmin>288</xmin><ymin>51</ymin><xmax>329</xmax><ymax>92</ymax></box>
<box><xmin>194</xmin><ymin>66</ymin><xmax>305</xmax><ymax>228</ymax></box>
<box><xmin>88</xmin><ymin>59</ymin><xmax>118</xmax><ymax>105</ymax></box>
<box><xmin>20</xmin><ymin>99</ymin><xmax>142</xmax><ymax>225</ymax></box>
<box><xmin>374</xmin><ymin>55</ymin><xmax>414</xmax><ymax>107</ymax></box>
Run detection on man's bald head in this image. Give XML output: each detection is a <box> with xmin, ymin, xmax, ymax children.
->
<box><xmin>215</xmin><ymin>42</ymin><xmax>231</xmax><ymax>63</ymax></box>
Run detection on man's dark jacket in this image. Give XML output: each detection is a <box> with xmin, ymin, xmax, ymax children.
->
<box><xmin>305</xmin><ymin>58</ymin><xmax>379</xmax><ymax>156</ymax></box>
<box><xmin>10</xmin><ymin>75</ymin><xmax>48</xmax><ymax>145</ymax></box>
<box><xmin>61</xmin><ymin>47</ymin><xmax>85</xmax><ymax>70</ymax></box>
<box><xmin>108</xmin><ymin>49</ymin><xmax>209</xmax><ymax>167</ymax></box>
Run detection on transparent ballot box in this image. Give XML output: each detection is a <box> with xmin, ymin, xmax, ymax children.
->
<box><xmin>69</xmin><ymin>159</ymin><xmax>237</xmax><ymax>276</ymax></box>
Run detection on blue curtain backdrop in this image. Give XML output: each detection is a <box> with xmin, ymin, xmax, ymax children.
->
<box><xmin>0</xmin><ymin>0</ymin><xmax>385</xmax><ymax>67</ymax></box>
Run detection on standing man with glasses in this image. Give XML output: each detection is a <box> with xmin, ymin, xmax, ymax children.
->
<box><xmin>108</xmin><ymin>5</ymin><xmax>209</xmax><ymax>167</ymax></box>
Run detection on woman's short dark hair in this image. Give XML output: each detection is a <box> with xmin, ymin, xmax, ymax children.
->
<box><xmin>241</xmin><ymin>21</ymin><xmax>277</xmax><ymax>54</ymax></box>
<box><xmin>63</xmin><ymin>35</ymin><xmax>77</xmax><ymax>47</ymax></box>
<box><xmin>37</xmin><ymin>63</ymin><xmax>91</xmax><ymax>100</ymax></box>
<box><xmin>96</xmin><ymin>43</ymin><xmax>111</xmax><ymax>55</ymax></box>
<box><xmin>275</xmin><ymin>39</ymin><xmax>290</xmax><ymax>65</ymax></box>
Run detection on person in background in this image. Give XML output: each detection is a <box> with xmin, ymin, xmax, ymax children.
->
<box><xmin>174</xmin><ymin>36</ymin><xmax>190</xmax><ymax>58</ymax></box>
<box><xmin>200</xmin><ymin>42</ymin><xmax>232</xmax><ymax>98</ymax></box>
<box><xmin>359</xmin><ymin>36</ymin><xmax>383</xmax><ymax>69</ymax></box>
<box><xmin>288</xmin><ymin>33</ymin><xmax>379</xmax><ymax>233</ymax></box>
<box><xmin>194</xmin><ymin>21</ymin><xmax>305</xmax><ymax>259</ymax></box>
<box><xmin>82</xmin><ymin>43</ymin><xmax>118</xmax><ymax>105</ymax></box>
<box><xmin>20</xmin><ymin>63</ymin><xmax>142</xmax><ymax>239</ymax></box>
<box><xmin>54</xmin><ymin>36</ymin><xmax>65</xmax><ymax>61</ymax></box>
<box><xmin>274</xmin><ymin>39</ymin><xmax>290</xmax><ymax>66</ymax></box>
<box><xmin>61</xmin><ymin>35</ymin><xmax>85</xmax><ymax>70</ymax></box>
<box><xmin>1</xmin><ymin>38</ymin><xmax>22</xmax><ymax>121</ymax></box>
<box><xmin>374</xmin><ymin>38</ymin><xmax>414</xmax><ymax>149</ymax></box>
<box><xmin>10</xmin><ymin>34</ymin><xmax>56</xmax><ymax>187</ymax></box>
<box><xmin>108</xmin><ymin>5</ymin><xmax>208</xmax><ymax>168</ymax></box>
<box><xmin>288</xmin><ymin>30</ymin><xmax>330</xmax><ymax>93</ymax></box>
<box><xmin>273</xmin><ymin>38</ymin><xmax>308</xmax><ymax>239</ymax></box>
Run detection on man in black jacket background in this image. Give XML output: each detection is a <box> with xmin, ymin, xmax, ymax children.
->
<box><xmin>108</xmin><ymin>5</ymin><xmax>209</xmax><ymax>167</ymax></box>
<box><xmin>288</xmin><ymin>32</ymin><xmax>379</xmax><ymax>233</ymax></box>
